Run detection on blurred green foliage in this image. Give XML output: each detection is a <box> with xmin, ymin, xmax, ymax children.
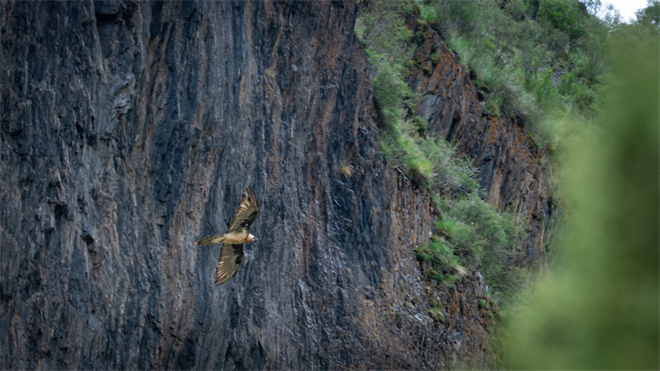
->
<box><xmin>503</xmin><ymin>24</ymin><xmax>659</xmax><ymax>369</ymax></box>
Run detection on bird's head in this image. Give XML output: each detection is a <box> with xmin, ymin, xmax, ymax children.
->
<box><xmin>246</xmin><ymin>233</ymin><xmax>257</xmax><ymax>243</ymax></box>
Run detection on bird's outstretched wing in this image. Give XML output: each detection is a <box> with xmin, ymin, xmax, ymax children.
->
<box><xmin>197</xmin><ymin>234</ymin><xmax>222</xmax><ymax>246</ymax></box>
<box><xmin>215</xmin><ymin>244</ymin><xmax>244</xmax><ymax>286</ymax></box>
<box><xmin>226</xmin><ymin>187</ymin><xmax>259</xmax><ymax>235</ymax></box>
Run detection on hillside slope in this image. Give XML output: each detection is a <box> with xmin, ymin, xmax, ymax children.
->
<box><xmin>0</xmin><ymin>0</ymin><xmax>549</xmax><ymax>369</ymax></box>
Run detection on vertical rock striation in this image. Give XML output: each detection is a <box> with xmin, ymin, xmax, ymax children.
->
<box><xmin>0</xmin><ymin>1</ymin><xmax>548</xmax><ymax>369</ymax></box>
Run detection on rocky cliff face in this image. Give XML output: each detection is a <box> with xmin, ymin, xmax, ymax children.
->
<box><xmin>408</xmin><ymin>24</ymin><xmax>553</xmax><ymax>264</ymax></box>
<box><xmin>0</xmin><ymin>1</ymin><xmax>547</xmax><ymax>369</ymax></box>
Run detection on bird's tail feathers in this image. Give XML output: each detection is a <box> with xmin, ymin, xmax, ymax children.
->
<box><xmin>197</xmin><ymin>235</ymin><xmax>225</xmax><ymax>246</ymax></box>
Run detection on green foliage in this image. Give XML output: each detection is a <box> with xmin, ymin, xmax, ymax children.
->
<box><xmin>428</xmin><ymin>301</ymin><xmax>447</xmax><ymax>322</ymax></box>
<box><xmin>415</xmin><ymin>0</ymin><xmax>610</xmax><ymax>146</ymax></box>
<box><xmin>477</xmin><ymin>298</ymin><xmax>488</xmax><ymax>309</ymax></box>
<box><xmin>357</xmin><ymin>0</ymin><xmax>435</xmax><ymax>184</ymax></box>
<box><xmin>417</xmin><ymin>192</ymin><xmax>527</xmax><ymax>304</ymax></box>
<box><xmin>634</xmin><ymin>1</ymin><xmax>660</xmax><ymax>32</ymax></box>
<box><xmin>538</xmin><ymin>0</ymin><xmax>588</xmax><ymax>40</ymax></box>
<box><xmin>504</xmin><ymin>29</ymin><xmax>659</xmax><ymax>369</ymax></box>
<box><xmin>415</xmin><ymin>137</ymin><xmax>527</xmax><ymax>303</ymax></box>
<box><xmin>415</xmin><ymin>238</ymin><xmax>465</xmax><ymax>281</ymax></box>
<box><xmin>437</xmin><ymin>194</ymin><xmax>527</xmax><ymax>304</ymax></box>
<box><xmin>418</xmin><ymin>137</ymin><xmax>478</xmax><ymax>193</ymax></box>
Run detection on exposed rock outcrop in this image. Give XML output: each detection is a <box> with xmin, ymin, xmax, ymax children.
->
<box><xmin>0</xmin><ymin>1</ymin><xmax>547</xmax><ymax>369</ymax></box>
<box><xmin>408</xmin><ymin>24</ymin><xmax>553</xmax><ymax>264</ymax></box>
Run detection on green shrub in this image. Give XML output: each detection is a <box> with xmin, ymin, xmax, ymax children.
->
<box><xmin>428</xmin><ymin>304</ymin><xmax>447</xmax><ymax>322</ymax></box>
<box><xmin>416</xmin><ymin>239</ymin><xmax>464</xmax><ymax>273</ymax></box>
<box><xmin>436</xmin><ymin>193</ymin><xmax>527</xmax><ymax>303</ymax></box>
<box><xmin>538</xmin><ymin>0</ymin><xmax>587</xmax><ymax>41</ymax></box>
<box><xmin>418</xmin><ymin>137</ymin><xmax>478</xmax><ymax>193</ymax></box>
<box><xmin>358</xmin><ymin>0</ymin><xmax>436</xmax><ymax>185</ymax></box>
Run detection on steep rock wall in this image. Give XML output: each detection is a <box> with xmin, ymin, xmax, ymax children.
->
<box><xmin>0</xmin><ymin>1</ymin><xmax>498</xmax><ymax>369</ymax></box>
<box><xmin>408</xmin><ymin>24</ymin><xmax>553</xmax><ymax>264</ymax></box>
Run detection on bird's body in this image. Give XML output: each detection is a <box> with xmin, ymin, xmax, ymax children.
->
<box><xmin>197</xmin><ymin>231</ymin><xmax>255</xmax><ymax>245</ymax></box>
<box><xmin>197</xmin><ymin>187</ymin><xmax>259</xmax><ymax>285</ymax></box>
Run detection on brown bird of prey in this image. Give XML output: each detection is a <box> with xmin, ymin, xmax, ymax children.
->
<box><xmin>197</xmin><ymin>187</ymin><xmax>259</xmax><ymax>285</ymax></box>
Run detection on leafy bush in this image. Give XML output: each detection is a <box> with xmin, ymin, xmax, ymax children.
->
<box><xmin>538</xmin><ymin>0</ymin><xmax>587</xmax><ymax>41</ymax></box>
<box><xmin>436</xmin><ymin>194</ymin><xmax>527</xmax><ymax>304</ymax></box>
<box><xmin>416</xmin><ymin>192</ymin><xmax>527</xmax><ymax>304</ymax></box>
<box><xmin>415</xmin><ymin>238</ymin><xmax>465</xmax><ymax>278</ymax></box>
<box><xmin>418</xmin><ymin>137</ymin><xmax>478</xmax><ymax>193</ymax></box>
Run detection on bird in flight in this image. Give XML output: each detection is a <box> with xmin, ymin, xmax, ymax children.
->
<box><xmin>197</xmin><ymin>187</ymin><xmax>260</xmax><ymax>285</ymax></box>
